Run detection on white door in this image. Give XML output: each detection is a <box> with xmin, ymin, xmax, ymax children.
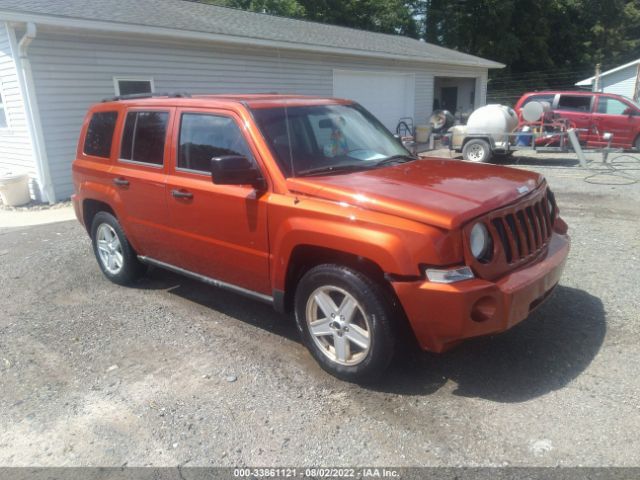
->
<box><xmin>333</xmin><ymin>70</ymin><xmax>416</xmax><ymax>132</ymax></box>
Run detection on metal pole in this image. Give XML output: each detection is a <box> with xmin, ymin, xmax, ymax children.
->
<box><xmin>567</xmin><ymin>129</ymin><xmax>587</xmax><ymax>167</ymax></box>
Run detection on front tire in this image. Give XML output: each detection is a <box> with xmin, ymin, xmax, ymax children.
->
<box><xmin>294</xmin><ymin>264</ymin><xmax>396</xmax><ymax>383</ymax></box>
<box><xmin>463</xmin><ymin>138</ymin><xmax>492</xmax><ymax>163</ymax></box>
<box><xmin>91</xmin><ymin>211</ymin><xmax>144</xmax><ymax>285</ymax></box>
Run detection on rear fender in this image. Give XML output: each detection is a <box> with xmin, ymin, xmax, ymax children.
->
<box><xmin>76</xmin><ymin>181</ymin><xmax>140</xmax><ymax>251</ymax></box>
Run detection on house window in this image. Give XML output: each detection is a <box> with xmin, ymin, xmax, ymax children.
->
<box><xmin>120</xmin><ymin>111</ymin><xmax>169</xmax><ymax>166</ymax></box>
<box><xmin>114</xmin><ymin>77</ymin><xmax>154</xmax><ymax>96</ymax></box>
<box><xmin>84</xmin><ymin>111</ymin><xmax>118</xmax><ymax>158</ymax></box>
<box><xmin>0</xmin><ymin>92</ymin><xmax>8</xmax><ymax>129</ymax></box>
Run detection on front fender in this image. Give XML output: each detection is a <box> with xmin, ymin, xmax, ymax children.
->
<box><xmin>267</xmin><ymin>192</ymin><xmax>464</xmax><ymax>291</ymax></box>
<box><xmin>271</xmin><ymin>215</ymin><xmax>415</xmax><ymax>290</ymax></box>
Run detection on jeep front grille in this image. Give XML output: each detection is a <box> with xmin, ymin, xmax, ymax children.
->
<box><xmin>490</xmin><ymin>199</ymin><xmax>552</xmax><ymax>264</ymax></box>
<box><xmin>463</xmin><ymin>184</ymin><xmax>556</xmax><ymax>280</ymax></box>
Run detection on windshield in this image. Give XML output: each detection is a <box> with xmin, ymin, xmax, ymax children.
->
<box><xmin>251</xmin><ymin>104</ymin><xmax>413</xmax><ymax>177</ymax></box>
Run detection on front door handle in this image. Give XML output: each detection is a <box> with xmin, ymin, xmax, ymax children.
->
<box><xmin>171</xmin><ymin>189</ymin><xmax>193</xmax><ymax>199</ymax></box>
<box><xmin>112</xmin><ymin>177</ymin><xmax>129</xmax><ymax>187</ymax></box>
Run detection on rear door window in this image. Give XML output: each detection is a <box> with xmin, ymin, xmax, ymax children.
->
<box><xmin>596</xmin><ymin>97</ymin><xmax>628</xmax><ymax>115</ymax></box>
<box><xmin>84</xmin><ymin>111</ymin><xmax>118</xmax><ymax>158</ymax></box>
<box><xmin>557</xmin><ymin>95</ymin><xmax>592</xmax><ymax>112</ymax></box>
<box><xmin>120</xmin><ymin>111</ymin><xmax>169</xmax><ymax>166</ymax></box>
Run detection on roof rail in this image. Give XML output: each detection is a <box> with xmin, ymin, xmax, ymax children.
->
<box><xmin>102</xmin><ymin>92</ymin><xmax>191</xmax><ymax>102</ymax></box>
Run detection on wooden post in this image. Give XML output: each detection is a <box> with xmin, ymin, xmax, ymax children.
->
<box><xmin>593</xmin><ymin>63</ymin><xmax>601</xmax><ymax>92</ymax></box>
<box><xmin>633</xmin><ymin>63</ymin><xmax>640</xmax><ymax>102</ymax></box>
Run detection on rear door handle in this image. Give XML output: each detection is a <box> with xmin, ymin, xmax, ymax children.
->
<box><xmin>171</xmin><ymin>189</ymin><xmax>193</xmax><ymax>199</ymax></box>
<box><xmin>112</xmin><ymin>177</ymin><xmax>129</xmax><ymax>187</ymax></box>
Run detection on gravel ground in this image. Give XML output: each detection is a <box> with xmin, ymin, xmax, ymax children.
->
<box><xmin>0</xmin><ymin>153</ymin><xmax>639</xmax><ymax>467</ymax></box>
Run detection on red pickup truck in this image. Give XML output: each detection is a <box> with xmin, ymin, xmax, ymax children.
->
<box><xmin>514</xmin><ymin>91</ymin><xmax>640</xmax><ymax>150</ymax></box>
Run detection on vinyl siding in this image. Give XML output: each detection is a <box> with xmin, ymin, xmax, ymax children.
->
<box><xmin>0</xmin><ymin>23</ymin><xmax>36</xmax><ymax>179</ymax></box>
<box><xmin>602</xmin><ymin>65</ymin><xmax>637</xmax><ymax>99</ymax></box>
<box><xmin>25</xmin><ymin>30</ymin><xmax>488</xmax><ymax>200</ymax></box>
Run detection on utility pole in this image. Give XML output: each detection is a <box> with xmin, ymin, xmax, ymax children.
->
<box><xmin>593</xmin><ymin>63</ymin><xmax>601</xmax><ymax>92</ymax></box>
<box><xmin>633</xmin><ymin>63</ymin><xmax>640</xmax><ymax>102</ymax></box>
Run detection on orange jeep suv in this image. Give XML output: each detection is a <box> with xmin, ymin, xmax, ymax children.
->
<box><xmin>72</xmin><ymin>93</ymin><xmax>570</xmax><ymax>382</ymax></box>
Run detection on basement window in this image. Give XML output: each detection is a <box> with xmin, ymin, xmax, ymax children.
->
<box><xmin>114</xmin><ymin>77</ymin><xmax>154</xmax><ymax>96</ymax></box>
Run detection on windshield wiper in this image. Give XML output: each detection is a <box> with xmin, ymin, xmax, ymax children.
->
<box><xmin>375</xmin><ymin>154</ymin><xmax>418</xmax><ymax>167</ymax></box>
<box><xmin>296</xmin><ymin>164</ymin><xmax>374</xmax><ymax>177</ymax></box>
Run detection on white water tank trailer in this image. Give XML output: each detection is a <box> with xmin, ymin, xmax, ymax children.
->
<box><xmin>521</xmin><ymin>100</ymin><xmax>552</xmax><ymax>123</ymax></box>
<box><xmin>466</xmin><ymin>104</ymin><xmax>519</xmax><ymax>143</ymax></box>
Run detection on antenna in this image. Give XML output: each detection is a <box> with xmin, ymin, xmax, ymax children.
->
<box><xmin>277</xmin><ymin>47</ymin><xmax>296</xmax><ymax>177</ymax></box>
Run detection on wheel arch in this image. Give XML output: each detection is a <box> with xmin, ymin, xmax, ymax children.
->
<box><xmin>276</xmin><ymin>244</ymin><xmax>396</xmax><ymax>315</ymax></box>
<box><xmin>462</xmin><ymin>135</ymin><xmax>495</xmax><ymax>149</ymax></box>
<box><xmin>82</xmin><ymin>198</ymin><xmax>115</xmax><ymax>232</ymax></box>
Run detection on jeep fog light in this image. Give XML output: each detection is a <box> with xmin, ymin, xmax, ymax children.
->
<box><xmin>425</xmin><ymin>266</ymin><xmax>475</xmax><ymax>284</ymax></box>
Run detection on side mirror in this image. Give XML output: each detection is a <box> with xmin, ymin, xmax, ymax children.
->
<box><xmin>210</xmin><ymin>155</ymin><xmax>266</xmax><ymax>190</ymax></box>
<box><xmin>623</xmin><ymin>107</ymin><xmax>638</xmax><ymax>116</ymax></box>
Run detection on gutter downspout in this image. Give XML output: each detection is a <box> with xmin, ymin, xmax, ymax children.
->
<box><xmin>16</xmin><ymin>22</ymin><xmax>55</xmax><ymax>203</ymax></box>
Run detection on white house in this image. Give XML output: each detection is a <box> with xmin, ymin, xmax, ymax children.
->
<box><xmin>0</xmin><ymin>0</ymin><xmax>503</xmax><ymax>203</ymax></box>
<box><xmin>576</xmin><ymin>58</ymin><xmax>640</xmax><ymax>99</ymax></box>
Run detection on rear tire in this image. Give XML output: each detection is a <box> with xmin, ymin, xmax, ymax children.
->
<box><xmin>294</xmin><ymin>264</ymin><xmax>396</xmax><ymax>383</ymax></box>
<box><xmin>90</xmin><ymin>211</ymin><xmax>145</xmax><ymax>286</ymax></box>
<box><xmin>463</xmin><ymin>138</ymin><xmax>492</xmax><ymax>163</ymax></box>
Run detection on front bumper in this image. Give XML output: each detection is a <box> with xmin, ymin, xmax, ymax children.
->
<box><xmin>392</xmin><ymin>232</ymin><xmax>570</xmax><ymax>352</ymax></box>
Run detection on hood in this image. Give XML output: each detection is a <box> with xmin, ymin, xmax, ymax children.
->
<box><xmin>286</xmin><ymin>159</ymin><xmax>544</xmax><ymax>230</ymax></box>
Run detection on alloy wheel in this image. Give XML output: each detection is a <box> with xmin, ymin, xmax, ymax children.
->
<box><xmin>305</xmin><ymin>286</ymin><xmax>371</xmax><ymax>366</ymax></box>
<box><xmin>96</xmin><ymin>223</ymin><xmax>124</xmax><ymax>275</ymax></box>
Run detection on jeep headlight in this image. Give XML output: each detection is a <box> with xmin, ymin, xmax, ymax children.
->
<box><xmin>470</xmin><ymin>222</ymin><xmax>492</xmax><ymax>261</ymax></box>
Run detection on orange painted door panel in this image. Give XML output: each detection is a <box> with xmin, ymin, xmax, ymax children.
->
<box><xmin>164</xmin><ymin>108</ymin><xmax>270</xmax><ymax>294</ymax></box>
<box><xmin>109</xmin><ymin>163</ymin><xmax>168</xmax><ymax>258</ymax></box>
<box><xmin>111</xmin><ymin>108</ymin><xmax>174</xmax><ymax>259</ymax></box>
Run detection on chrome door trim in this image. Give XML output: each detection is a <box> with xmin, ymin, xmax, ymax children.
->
<box><xmin>138</xmin><ymin>255</ymin><xmax>273</xmax><ymax>304</ymax></box>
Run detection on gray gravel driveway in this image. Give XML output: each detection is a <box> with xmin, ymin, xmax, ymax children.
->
<box><xmin>0</xmin><ymin>155</ymin><xmax>639</xmax><ymax>467</ymax></box>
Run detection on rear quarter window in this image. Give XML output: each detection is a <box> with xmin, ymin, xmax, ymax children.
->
<box><xmin>521</xmin><ymin>94</ymin><xmax>555</xmax><ymax>107</ymax></box>
<box><xmin>84</xmin><ymin>111</ymin><xmax>118</xmax><ymax>158</ymax></box>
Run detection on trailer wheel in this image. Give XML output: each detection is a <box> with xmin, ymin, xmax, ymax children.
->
<box><xmin>463</xmin><ymin>139</ymin><xmax>492</xmax><ymax>163</ymax></box>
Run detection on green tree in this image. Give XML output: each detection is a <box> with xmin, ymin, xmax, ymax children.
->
<box><xmin>298</xmin><ymin>0</ymin><xmax>419</xmax><ymax>37</ymax></box>
<box><xmin>200</xmin><ymin>0</ymin><xmax>640</xmax><ymax>104</ymax></box>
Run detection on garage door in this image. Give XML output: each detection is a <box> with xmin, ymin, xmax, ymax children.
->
<box><xmin>333</xmin><ymin>70</ymin><xmax>416</xmax><ymax>132</ymax></box>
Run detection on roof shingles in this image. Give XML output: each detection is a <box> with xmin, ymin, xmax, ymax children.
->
<box><xmin>0</xmin><ymin>0</ymin><xmax>503</xmax><ymax>68</ymax></box>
